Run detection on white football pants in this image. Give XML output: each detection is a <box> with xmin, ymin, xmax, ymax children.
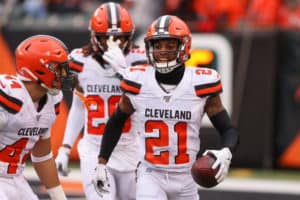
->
<box><xmin>0</xmin><ymin>175</ymin><xmax>39</xmax><ymax>200</ymax></box>
<box><xmin>136</xmin><ymin>164</ymin><xmax>199</xmax><ymax>200</ymax></box>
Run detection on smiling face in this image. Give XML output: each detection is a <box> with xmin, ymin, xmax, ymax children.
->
<box><xmin>152</xmin><ymin>38</ymin><xmax>179</xmax><ymax>62</ymax></box>
<box><xmin>147</xmin><ymin>37</ymin><xmax>181</xmax><ymax>74</ymax></box>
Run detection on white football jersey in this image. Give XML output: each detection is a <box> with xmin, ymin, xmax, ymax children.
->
<box><xmin>69</xmin><ymin>48</ymin><xmax>147</xmax><ymax>147</ymax></box>
<box><xmin>0</xmin><ymin>75</ymin><xmax>62</xmax><ymax>177</ymax></box>
<box><xmin>121</xmin><ymin>66</ymin><xmax>222</xmax><ymax>172</ymax></box>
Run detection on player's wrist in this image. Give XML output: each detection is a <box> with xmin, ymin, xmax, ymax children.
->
<box><xmin>98</xmin><ymin>157</ymin><xmax>107</xmax><ymax>164</ymax></box>
<box><xmin>220</xmin><ymin>147</ymin><xmax>232</xmax><ymax>160</ymax></box>
<box><xmin>59</xmin><ymin>145</ymin><xmax>71</xmax><ymax>156</ymax></box>
<box><xmin>47</xmin><ymin>185</ymin><xmax>67</xmax><ymax>200</ymax></box>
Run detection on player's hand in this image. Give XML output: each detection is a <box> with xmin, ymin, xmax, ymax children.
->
<box><xmin>92</xmin><ymin>164</ymin><xmax>110</xmax><ymax>197</ymax></box>
<box><xmin>203</xmin><ymin>147</ymin><xmax>232</xmax><ymax>183</ymax></box>
<box><xmin>103</xmin><ymin>36</ymin><xmax>127</xmax><ymax>77</ymax></box>
<box><xmin>55</xmin><ymin>146</ymin><xmax>71</xmax><ymax>176</ymax></box>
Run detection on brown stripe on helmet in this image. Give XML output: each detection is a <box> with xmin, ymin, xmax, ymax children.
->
<box><xmin>106</xmin><ymin>2</ymin><xmax>120</xmax><ymax>30</ymax></box>
<box><xmin>155</xmin><ymin>15</ymin><xmax>171</xmax><ymax>34</ymax></box>
<box><xmin>120</xmin><ymin>79</ymin><xmax>141</xmax><ymax>94</ymax></box>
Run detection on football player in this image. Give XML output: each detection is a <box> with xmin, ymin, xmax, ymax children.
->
<box><xmin>0</xmin><ymin>35</ymin><xmax>72</xmax><ymax>200</ymax></box>
<box><xmin>94</xmin><ymin>15</ymin><xmax>239</xmax><ymax>199</ymax></box>
<box><xmin>55</xmin><ymin>2</ymin><xmax>147</xmax><ymax>200</ymax></box>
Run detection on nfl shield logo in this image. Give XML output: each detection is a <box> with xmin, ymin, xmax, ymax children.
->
<box><xmin>36</xmin><ymin>115</ymin><xmax>41</xmax><ymax>121</ymax></box>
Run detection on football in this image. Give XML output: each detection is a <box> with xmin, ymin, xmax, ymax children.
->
<box><xmin>191</xmin><ymin>154</ymin><xmax>219</xmax><ymax>188</ymax></box>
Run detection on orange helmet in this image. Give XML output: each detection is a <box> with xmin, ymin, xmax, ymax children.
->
<box><xmin>144</xmin><ymin>15</ymin><xmax>192</xmax><ymax>73</ymax></box>
<box><xmin>15</xmin><ymin>35</ymin><xmax>71</xmax><ymax>95</ymax></box>
<box><xmin>89</xmin><ymin>2</ymin><xmax>134</xmax><ymax>54</ymax></box>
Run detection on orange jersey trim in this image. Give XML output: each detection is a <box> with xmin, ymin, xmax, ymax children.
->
<box><xmin>69</xmin><ymin>60</ymin><xmax>84</xmax><ymax>73</ymax></box>
<box><xmin>195</xmin><ymin>81</ymin><xmax>222</xmax><ymax>97</ymax></box>
<box><xmin>120</xmin><ymin>79</ymin><xmax>141</xmax><ymax>94</ymax></box>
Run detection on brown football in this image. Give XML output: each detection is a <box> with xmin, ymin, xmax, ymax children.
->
<box><xmin>191</xmin><ymin>154</ymin><xmax>219</xmax><ymax>188</ymax></box>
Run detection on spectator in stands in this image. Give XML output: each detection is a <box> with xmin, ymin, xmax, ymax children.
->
<box><xmin>191</xmin><ymin>0</ymin><xmax>246</xmax><ymax>32</ymax></box>
<box><xmin>23</xmin><ymin>0</ymin><xmax>47</xmax><ymax>18</ymax></box>
<box><xmin>47</xmin><ymin>0</ymin><xmax>83</xmax><ymax>14</ymax></box>
<box><xmin>245</xmin><ymin>0</ymin><xmax>280</xmax><ymax>29</ymax></box>
<box><xmin>278</xmin><ymin>0</ymin><xmax>300</xmax><ymax>30</ymax></box>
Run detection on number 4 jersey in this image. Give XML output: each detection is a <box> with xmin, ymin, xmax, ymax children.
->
<box><xmin>0</xmin><ymin>75</ymin><xmax>62</xmax><ymax>177</ymax></box>
<box><xmin>121</xmin><ymin>66</ymin><xmax>223</xmax><ymax>172</ymax></box>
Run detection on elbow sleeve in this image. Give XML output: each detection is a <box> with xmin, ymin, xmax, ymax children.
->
<box><xmin>209</xmin><ymin>110</ymin><xmax>239</xmax><ymax>152</ymax></box>
<box><xmin>99</xmin><ymin>106</ymin><xmax>131</xmax><ymax>161</ymax></box>
<box><xmin>62</xmin><ymin>93</ymin><xmax>85</xmax><ymax>146</ymax></box>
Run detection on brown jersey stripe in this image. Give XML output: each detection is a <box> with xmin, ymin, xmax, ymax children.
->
<box><xmin>195</xmin><ymin>81</ymin><xmax>223</xmax><ymax>97</ymax></box>
<box><xmin>55</xmin><ymin>102</ymin><xmax>61</xmax><ymax>115</ymax></box>
<box><xmin>0</xmin><ymin>89</ymin><xmax>22</xmax><ymax>114</ymax></box>
<box><xmin>120</xmin><ymin>79</ymin><xmax>141</xmax><ymax>94</ymax></box>
<box><xmin>69</xmin><ymin>60</ymin><xmax>84</xmax><ymax>73</ymax></box>
<box><xmin>131</xmin><ymin>60</ymin><xmax>148</xmax><ymax>66</ymax></box>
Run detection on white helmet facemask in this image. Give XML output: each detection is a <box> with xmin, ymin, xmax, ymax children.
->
<box><xmin>148</xmin><ymin>41</ymin><xmax>184</xmax><ymax>74</ymax></box>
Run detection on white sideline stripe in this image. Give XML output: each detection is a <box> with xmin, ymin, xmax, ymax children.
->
<box><xmin>200</xmin><ymin>178</ymin><xmax>300</xmax><ymax>195</ymax></box>
<box><xmin>24</xmin><ymin>167</ymin><xmax>300</xmax><ymax>195</ymax></box>
<box><xmin>23</xmin><ymin>166</ymin><xmax>83</xmax><ymax>182</ymax></box>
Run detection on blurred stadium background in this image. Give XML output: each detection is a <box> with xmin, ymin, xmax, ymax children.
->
<box><xmin>1</xmin><ymin>0</ymin><xmax>300</xmax><ymax>199</ymax></box>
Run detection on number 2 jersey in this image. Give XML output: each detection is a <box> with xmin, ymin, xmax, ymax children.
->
<box><xmin>0</xmin><ymin>75</ymin><xmax>62</xmax><ymax>177</ymax></box>
<box><xmin>69</xmin><ymin>48</ymin><xmax>147</xmax><ymax>171</ymax></box>
<box><xmin>121</xmin><ymin>66</ymin><xmax>223</xmax><ymax>172</ymax></box>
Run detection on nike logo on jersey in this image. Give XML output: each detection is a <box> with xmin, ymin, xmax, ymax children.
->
<box><xmin>36</xmin><ymin>115</ymin><xmax>41</xmax><ymax>121</ymax></box>
<box><xmin>163</xmin><ymin>95</ymin><xmax>172</xmax><ymax>102</ymax></box>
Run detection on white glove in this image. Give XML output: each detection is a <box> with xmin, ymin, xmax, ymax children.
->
<box><xmin>55</xmin><ymin>146</ymin><xmax>71</xmax><ymax>176</ymax></box>
<box><xmin>203</xmin><ymin>147</ymin><xmax>232</xmax><ymax>183</ymax></box>
<box><xmin>103</xmin><ymin>36</ymin><xmax>127</xmax><ymax>76</ymax></box>
<box><xmin>92</xmin><ymin>164</ymin><xmax>110</xmax><ymax>197</ymax></box>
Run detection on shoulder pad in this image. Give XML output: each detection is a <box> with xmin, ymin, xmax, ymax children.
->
<box><xmin>126</xmin><ymin>48</ymin><xmax>148</xmax><ymax>66</ymax></box>
<box><xmin>130</xmin><ymin>47</ymin><xmax>146</xmax><ymax>55</ymax></box>
<box><xmin>0</xmin><ymin>75</ymin><xmax>23</xmax><ymax>114</ymax></box>
<box><xmin>192</xmin><ymin>68</ymin><xmax>223</xmax><ymax>98</ymax></box>
<box><xmin>120</xmin><ymin>66</ymin><xmax>148</xmax><ymax>95</ymax></box>
<box><xmin>69</xmin><ymin>49</ymin><xmax>85</xmax><ymax>73</ymax></box>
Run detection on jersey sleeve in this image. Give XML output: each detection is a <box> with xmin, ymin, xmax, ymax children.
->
<box><xmin>120</xmin><ymin>66</ymin><xmax>147</xmax><ymax>95</ymax></box>
<box><xmin>0</xmin><ymin>106</ymin><xmax>8</xmax><ymax>130</ymax></box>
<box><xmin>193</xmin><ymin>68</ymin><xmax>223</xmax><ymax>98</ymax></box>
<box><xmin>61</xmin><ymin>90</ymin><xmax>85</xmax><ymax>147</ymax></box>
<box><xmin>127</xmin><ymin>48</ymin><xmax>148</xmax><ymax>66</ymax></box>
<box><xmin>0</xmin><ymin>75</ymin><xmax>23</xmax><ymax>114</ymax></box>
<box><xmin>52</xmin><ymin>92</ymin><xmax>63</xmax><ymax>115</ymax></box>
<box><xmin>69</xmin><ymin>48</ymin><xmax>85</xmax><ymax>73</ymax></box>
